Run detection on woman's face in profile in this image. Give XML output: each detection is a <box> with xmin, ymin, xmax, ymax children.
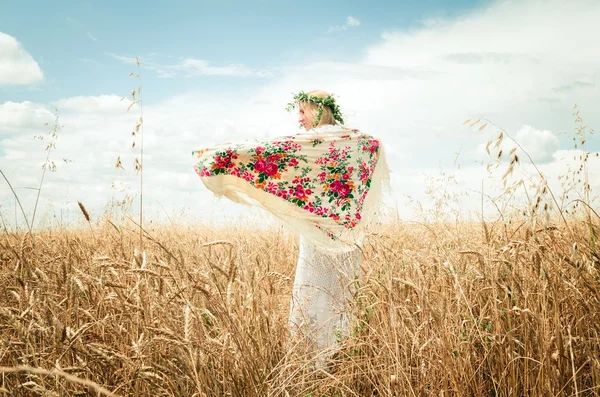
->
<box><xmin>297</xmin><ymin>106</ymin><xmax>313</xmax><ymax>131</ymax></box>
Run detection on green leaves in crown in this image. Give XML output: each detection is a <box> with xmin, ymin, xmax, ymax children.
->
<box><xmin>285</xmin><ymin>91</ymin><xmax>345</xmax><ymax>126</ymax></box>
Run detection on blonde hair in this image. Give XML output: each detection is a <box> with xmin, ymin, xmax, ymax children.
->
<box><xmin>299</xmin><ymin>90</ymin><xmax>337</xmax><ymax>128</ymax></box>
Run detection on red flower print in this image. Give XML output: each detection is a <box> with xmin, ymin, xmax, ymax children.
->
<box><xmin>330</xmin><ymin>180</ymin><xmax>342</xmax><ymax>193</ymax></box>
<box><xmin>338</xmin><ymin>184</ymin><xmax>351</xmax><ymax>198</ymax></box>
<box><xmin>254</xmin><ymin>160</ymin><xmax>267</xmax><ymax>173</ymax></box>
<box><xmin>330</xmin><ymin>180</ymin><xmax>351</xmax><ymax>198</ymax></box>
<box><xmin>289</xmin><ymin>158</ymin><xmax>299</xmax><ymax>167</ymax></box>
<box><xmin>264</xmin><ymin>162</ymin><xmax>278</xmax><ymax>176</ymax></box>
<box><xmin>256</xmin><ymin>146</ymin><xmax>265</xmax><ymax>155</ymax></box>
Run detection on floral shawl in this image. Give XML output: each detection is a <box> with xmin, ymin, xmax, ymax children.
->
<box><xmin>192</xmin><ymin>124</ymin><xmax>389</xmax><ymax>253</ymax></box>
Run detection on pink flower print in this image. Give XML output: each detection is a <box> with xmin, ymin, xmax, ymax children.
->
<box><xmin>256</xmin><ymin>146</ymin><xmax>265</xmax><ymax>155</ymax></box>
<box><xmin>305</xmin><ymin>189</ymin><xmax>312</xmax><ymax>195</ymax></box>
<box><xmin>242</xmin><ymin>171</ymin><xmax>254</xmax><ymax>181</ymax></box>
<box><xmin>364</xmin><ymin>139</ymin><xmax>379</xmax><ymax>154</ymax></box>
<box><xmin>347</xmin><ymin>166</ymin><xmax>354</xmax><ymax>174</ymax></box>
<box><xmin>341</xmin><ymin>135</ymin><xmax>350</xmax><ymax>139</ymax></box>
<box><xmin>267</xmin><ymin>154</ymin><xmax>279</xmax><ymax>163</ymax></box>
<box><xmin>216</xmin><ymin>155</ymin><xmax>234</xmax><ymax>170</ymax></box>
<box><xmin>267</xmin><ymin>182</ymin><xmax>278</xmax><ymax>193</ymax></box>
<box><xmin>231</xmin><ymin>168</ymin><xmax>241</xmax><ymax>177</ymax></box>
<box><xmin>344</xmin><ymin>220</ymin><xmax>357</xmax><ymax>229</ymax></box>
<box><xmin>295</xmin><ymin>186</ymin><xmax>306</xmax><ymax>199</ymax></box>
<box><xmin>318</xmin><ymin>172</ymin><xmax>327</xmax><ymax>182</ymax></box>
<box><xmin>254</xmin><ymin>160</ymin><xmax>267</xmax><ymax>173</ymax></box>
<box><xmin>303</xmin><ymin>202</ymin><xmax>315</xmax><ymax>213</ymax></box>
<box><xmin>329</xmin><ymin>213</ymin><xmax>341</xmax><ymax>221</ymax></box>
<box><xmin>342</xmin><ymin>173</ymin><xmax>349</xmax><ymax>180</ymax></box>
<box><xmin>289</xmin><ymin>158</ymin><xmax>299</xmax><ymax>167</ymax></box>
<box><xmin>356</xmin><ymin>212</ymin><xmax>362</xmax><ymax>220</ymax></box>
<box><xmin>199</xmin><ymin>167</ymin><xmax>210</xmax><ymax>177</ymax></box>
<box><xmin>359</xmin><ymin>163</ymin><xmax>370</xmax><ymax>181</ymax></box>
<box><xmin>264</xmin><ymin>162</ymin><xmax>278</xmax><ymax>176</ymax></box>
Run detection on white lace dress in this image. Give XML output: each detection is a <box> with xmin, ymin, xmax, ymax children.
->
<box><xmin>288</xmin><ymin>236</ymin><xmax>362</xmax><ymax>358</ymax></box>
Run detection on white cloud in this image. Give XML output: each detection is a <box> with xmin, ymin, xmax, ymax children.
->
<box><xmin>476</xmin><ymin>124</ymin><xmax>560</xmax><ymax>164</ymax></box>
<box><xmin>55</xmin><ymin>95</ymin><xmax>133</xmax><ymax>113</ymax></box>
<box><xmin>512</xmin><ymin>125</ymin><xmax>560</xmax><ymax>164</ymax></box>
<box><xmin>0</xmin><ymin>32</ymin><xmax>43</xmax><ymax>86</ymax></box>
<box><xmin>105</xmin><ymin>52</ymin><xmax>138</xmax><ymax>65</ymax></box>
<box><xmin>106</xmin><ymin>53</ymin><xmax>272</xmax><ymax>78</ymax></box>
<box><xmin>328</xmin><ymin>16</ymin><xmax>361</xmax><ymax>32</ymax></box>
<box><xmin>0</xmin><ymin>101</ymin><xmax>53</xmax><ymax>134</ymax></box>
<box><xmin>175</xmin><ymin>59</ymin><xmax>272</xmax><ymax>77</ymax></box>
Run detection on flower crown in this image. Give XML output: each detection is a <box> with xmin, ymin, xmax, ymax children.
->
<box><xmin>285</xmin><ymin>91</ymin><xmax>345</xmax><ymax>126</ymax></box>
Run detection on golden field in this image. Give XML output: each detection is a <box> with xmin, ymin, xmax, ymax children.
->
<box><xmin>0</xmin><ymin>217</ymin><xmax>598</xmax><ymax>396</ymax></box>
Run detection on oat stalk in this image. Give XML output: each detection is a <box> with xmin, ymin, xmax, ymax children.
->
<box><xmin>31</xmin><ymin>107</ymin><xmax>60</xmax><ymax>231</ymax></box>
<box><xmin>478</xmin><ymin>117</ymin><xmax>573</xmax><ymax>236</ymax></box>
<box><xmin>0</xmin><ymin>169</ymin><xmax>31</xmax><ymax>234</ymax></box>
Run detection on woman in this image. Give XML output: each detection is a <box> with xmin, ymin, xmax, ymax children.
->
<box><xmin>192</xmin><ymin>90</ymin><xmax>389</xmax><ymax>362</ymax></box>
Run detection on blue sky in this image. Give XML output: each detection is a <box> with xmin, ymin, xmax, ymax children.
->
<box><xmin>1</xmin><ymin>0</ymin><xmax>599</xmax><ymax>228</ymax></box>
<box><xmin>1</xmin><ymin>0</ymin><xmax>483</xmax><ymax>104</ymax></box>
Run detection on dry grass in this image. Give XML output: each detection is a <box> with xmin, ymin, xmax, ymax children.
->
<box><xmin>0</xmin><ymin>216</ymin><xmax>599</xmax><ymax>396</ymax></box>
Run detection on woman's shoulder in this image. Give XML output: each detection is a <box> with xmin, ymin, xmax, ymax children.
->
<box><xmin>313</xmin><ymin>124</ymin><xmax>354</xmax><ymax>133</ymax></box>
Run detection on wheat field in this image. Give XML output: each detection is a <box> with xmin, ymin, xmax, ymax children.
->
<box><xmin>0</xmin><ymin>214</ymin><xmax>598</xmax><ymax>396</ymax></box>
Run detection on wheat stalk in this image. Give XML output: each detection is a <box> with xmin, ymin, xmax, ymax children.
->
<box><xmin>0</xmin><ymin>366</ymin><xmax>120</xmax><ymax>396</ymax></box>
